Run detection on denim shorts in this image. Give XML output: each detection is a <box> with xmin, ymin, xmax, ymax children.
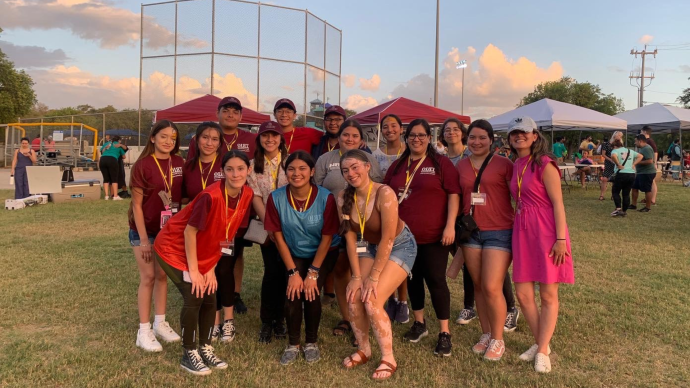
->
<box><xmin>360</xmin><ymin>225</ymin><xmax>417</xmax><ymax>277</ymax></box>
<box><xmin>461</xmin><ymin>229</ymin><xmax>512</xmax><ymax>253</ymax></box>
<box><xmin>129</xmin><ymin>229</ymin><xmax>157</xmax><ymax>247</ymax></box>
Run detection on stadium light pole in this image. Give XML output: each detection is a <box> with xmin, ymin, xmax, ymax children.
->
<box><xmin>456</xmin><ymin>60</ymin><xmax>467</xmax><ymax>115</ymax></box>
<box><xmin>433</xmin><ymin>0</ymin><xmax>440</xmax><ymax>107</ymax></box>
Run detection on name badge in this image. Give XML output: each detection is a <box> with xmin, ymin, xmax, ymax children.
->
<box><xmin>356</xmin><ymin>240</ymin><xmax>368</xmax><ymax>254</ymax></box>
<box><xmin>397</xmin><ymin>187</ymin><xmax>411</xmax><ymax>201</ymax></box>
<box><xmin>220</xmin><ymin>240</ymin><xmax>235</xmax><ymax>256</ymax></box>
<box><xmin>471</xmin><ymin>193</ymin><xmax>487</xmax><ymax>206</ymax></box>
<box><xmin>170</xmin><ymin>202</ymin><xmax>180</xmax><ymax>214</ymax></box>
<box><xmin>160</xmin><ymin>209</ymin><xmax>172</xmax><ymax>228</ymax></box>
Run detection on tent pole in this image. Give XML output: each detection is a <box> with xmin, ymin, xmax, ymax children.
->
<box><xmin>376</xmin><ymin>122</ymin><xmax>381</xmax><ymax>150</ymax></box>
<box><xmin>681</xmin><ymin>127</ymin><xmax>684</xmax><ymax>186</ymax></box>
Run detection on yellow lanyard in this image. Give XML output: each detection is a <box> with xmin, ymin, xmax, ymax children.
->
<box><xmin>225</xmin><ymin>132</ymin><xmax>239</xmax><ymax>151</ymax></box>
<box><xmin>199</xmin><ymin>155</ymin><xmax>217</xmax><ymax>190</ymax></box>
<box><xmin>386</xmin><ymin>145</ymin><xmax>402</xmax><ymax>162</ymax></box>
<box><xmin>225</xmin><ymin>186</ymin><xmax>242</xmax><ymax>241</ymax></box>
<box><xmin>405</xmin><ymin>154</ymin><xmax>427</xmax><ymax>186</ymax></box>
<box><xmin>289</xmin><ymin>185</ymin><xmax>313</xmax><ymax>212</ymax></box>
<box><xmin>286</xmin><ymin>129</ymin><xmax>296</xmax><ymax>153</ymax></box>
<box><xmin>151</xmin><ymin>155</ymin><xmax>173</xmax><ymax>196</ymax></box>
<box><xmin>327</xmin><ymin>141</ymin><xmax>337</xmax><ymax>152</ymax></box>
<box><xmin>265</xmin><ymin>154</ymin><xmax>281</xmax><ymax>190</ymax></box>
<box><xmin>469</xmin><ymin>156</ymin><xmax>489</xmax><ymax>193</ymax></box>
<box><xmin>354</xmin><ymin>182</ymin><xmax>373</xmax><ymax>238</ymax></box>
<box><xmin>516</xmin><ymin>156</ymin><xmax>532</xmax><ymax>201</ymax></box>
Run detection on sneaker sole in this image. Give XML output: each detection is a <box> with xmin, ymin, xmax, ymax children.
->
<box><xmin>154</xmin><ymin>331</ymin><xmax>181</xmax><ymax>343</ymax></box>
<box><xmin>484</xmin><ymin>355</ymin><xmax>503</xmax><ymax>361</ymax></box>
<box><xmin>503</xmin><ymin>326</ymin><xmax>517</xmax><ymax>333</ymax></box>
<box><xmin>135</xmin><ymin>339</ymin><xmax>162</xmax><ymax>352</ymax></box>
<box><xmin>472</xmin><ymin>347</ymin><xmax>487</xmax><ymax>355</ymax></box>
<box><xmin>181</xmin><ymin>365</ymin><xmax>212</xmax><ymax>376</ymax></box>
<box><xmin>405</xmin><ymin>330</ymin><xmax>428</xmax><ymax>343</ymax></box>
<box><xmin>209</xmin><ymin>363</ymin><xmax>228</xmax><ymax>370</ymax></box>
<box><xmin>395</xmin><ymin>318</ymin><xmax>410</xmax><ymax>324</ymax></box>
<box><xmin>434</xmin><ymin>350</ymin><xmax>452</xmax><ymax>357</ymax></box>
<box><xmin>305</xmin><ymin>356</ymin><xmax>321</xmax><ymax>364</ymax></box>
<box><xmin>221</xmin><ymin>337</ymin><xmax>235</xmax><ymax>343</ymax></box>
<box><xmin>456</xmin><ymin>317</ymin><xmax>476</xmax><ymax>325</ymax></box>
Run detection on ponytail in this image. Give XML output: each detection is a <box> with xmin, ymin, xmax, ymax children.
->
<box><xmin>338</xmin><ymin>184</ymin><xmax>356</xmax><ymax>236</ymax></box>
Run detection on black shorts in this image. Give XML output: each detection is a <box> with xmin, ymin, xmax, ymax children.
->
<box><xmin>99</xmin><ymin>156</ymin><xmax>119</xmax><ymax>184</ymax></box>
<box><xmin>632</xmin><ymin>173</ymin><xmax>655</xmax><ymax>192</ymax></box>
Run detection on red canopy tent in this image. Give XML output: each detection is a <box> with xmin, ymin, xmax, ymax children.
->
<box><xmin>154</xmin><ymin>94</ymin><xmax>270</xmax><ymax>125</ymax></box>
<box><xmin>349</xmin><ymin>97</ymin><xmax>471</xmax><ymax>148</ymax></box>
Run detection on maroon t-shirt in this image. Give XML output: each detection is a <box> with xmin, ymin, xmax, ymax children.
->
<box><xmin>457</xmin><ymin>155</ymin><xmax>514</xmax><ymax>231</ymax></box>
<box><xmin>183</xmin><ymin>159</ymin><xmax>224</xmax><ymax>201</ymax></box>
<box><xmin>188</xmin><ymin>129</ymin><xmax>257</xmax><ymax>159</ymax></box>
<box><xmin>264</xmin><ymin>184</ymin><xmax>339</xmax><ymax>235</ymax></box>
<box><xmin>285</xmin><ymin>127</ymin><xmax>322</xmax><ymax>154</ymax></box>
<box><xmin>129</xmin><ymin>155</ymin><xmax>185</xmax><ymax>235</ymax></box>
<box><xmin>384</xmin><ymin>155</ymin><xmax>461</xmax><ymax>244</ymax></box>
<box><xmin>187</xmin><ymin>183</ymin><xmax>250</xmax><ymax>231</ymax></box>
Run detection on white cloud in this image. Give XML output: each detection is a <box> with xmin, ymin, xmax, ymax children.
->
<box><xmin>343</xmin><ymin>94</ymin><xmax>378</xmax><ymax>112</ymax></box>
<box><xmin>0</xmin><ymin>41</ymin><xmax>70</xmax><ymax>68</ymax></box>
<box><xmin>342</xmin><ymin>74</ymin><xmax>356</xmax><ymax>88</ymax></box>
<box><xmin>639</xmin><ymin>35</ymin><xmax>654</xmax><ymax>44</ymax></box>
<box><xmin>359</xmin><ymin>74</ymin><xmax>381</xmax><ymax>92</ymax></box>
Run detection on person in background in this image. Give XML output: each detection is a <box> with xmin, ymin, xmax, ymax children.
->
<box><xmin>11</xmin><ymin>137</ymin><xmax>37</xmax><ymax>199</ymax></box>
<box><xmin>610</xmin><ymin>139</ymin><xmax>641</xmax><ymax>217</ymax></box>
<box><xmin>44</xmin><ymin>136</ymin><xmax>56</xmax><ymax>152</ymax></box>
<box><xmin>337</xmin><ymin>149</ymin><xmax>417</xmax><ymax>381</ymax></box>
<box><xmin>246</xmin><ymin>121</ymin><xmax>289</xmax><ymax>343</ymax></box>
<box><xmin>100</xmin><ymin>135</ymin><xmax>127</xmax><ymax>200</ymax></box>
<box><xmin>507</xmin><ymin>116</ymin><xmax>574</xmax><ymax>374</ymax></box>
<box><xmin>579</xmin><ymin>135</ymin><xmax>594</xmax><ymax>153</ymax></box>
<box><xmin>598</xmin><ymin>134</ymin><xmax>618</xmax><ymax>201</ymax></box>
<box><xmin>274</xmin><ymin>98</ymin><xmax>322</xmax><ymax>153</ymax></box>
<box><xmin>640</xmin><ymin>126</ymin><xmax>658</xmax><ymax>205</ymax></box>
<box><xmin>629</xmin><ymin>134</ymin><xmax>656</xmax><ymax>213</ymax></box>
<box><xmin>385</xmin><ymin>118</ymin><xmax>460</xmax><ymax>357</ymax></box>
<box><xmin>117</xmin><ymin>139</ymin><xmax>131</xmax><ymax>199</ymax></box>
<box><xmin>669</xmin><ymin>139</ymin><xmax>682</xmax><ymax>180</ymax></box>
<box><xmin>441</xmin><ymin>117</ymin><xmax>468</xmax><ymax>166</ymax></box>
<box><xmin>31</xmin><ymin>134</ymin><xmax>41</xmax><ymax>152</ymax></box>
<box><xmin>552</xmin><ymin>137</ymin><xmax>567</xmax><ymax>164</ymax></box>
<box><xmin>128</xmin><ymin>120</ymin><xmax>183</xmax><ymax>352</ymax></box>
<box><xmin>154</xmin><ymin>151</ymin><xmax>253</xmax><ymax>376</ymax></box>
<box><xmin>372</xmin><ymin>114</ymin><xmax>409</xmax><ymax>323</ymax></box>
<box><xmin>574</xmin><ymin>150</ymin><xmax>594</xmax><ymax>189</ymax></box>
<box><xmin>435</xmin><ymin>140</ymin><xmax>447</xmax><ymax>155</ymax></box>
<box><xmin>264</xmin><ymin>151</ymin><xmax>340</xmax><ymax>365</ymax></box>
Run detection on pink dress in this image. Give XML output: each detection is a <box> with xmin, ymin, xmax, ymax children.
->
<box><xmin>510</xmin><ymin>155</ymin><xmax>574</xmax><ymax>284</ymax></box>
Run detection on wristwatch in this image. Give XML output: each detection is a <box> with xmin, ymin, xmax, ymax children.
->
<box><xmin>287</xmin><ymin>268</ymin><xmax>299</xmax><ymax>277</ymax></box>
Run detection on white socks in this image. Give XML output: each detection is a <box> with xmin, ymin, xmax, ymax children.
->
<box><xmin>154</xmin><ymin>315</ymin><xmax>165</xmax><ymax>326</ymax></box>
<box><xmin>140</xmin><ymin>322</ymin><xmax>151</xmax><ymax>332</ymax></box>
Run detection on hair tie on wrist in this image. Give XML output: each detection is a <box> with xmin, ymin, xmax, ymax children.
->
<box><xmin>342</xmin><ymin>215</ymin><xmax>350</xmax><ymax>220</ymax></box>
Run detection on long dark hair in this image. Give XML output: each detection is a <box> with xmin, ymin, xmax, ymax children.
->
<box><xmin>467</xmin><ymin>119</ymin><xmax>494</xmax><ymax>145</ymax></box>
<box><xmin>184</xmin><ymin>121</ymin><xmax>222</xmax><ymax>172</ymax></box>
<box><xmin>339</xmin><ymin>119</ymin><xmax>365</xmax><ymax>139</ymax></box>
<box><xmin>284</xmin><ymin>150</ymin><xmax>316</xmax><ymax>186</ymax></box>
<box><xmin>338</xmin><ymin>149</ymin><xmax>373</xmax><ymax>236</ymax></box>
<box><xmin>440</xmin><ymin>117</ymin><xmax>467</xmax><ymax>147</ymax></box>
<box><xmin>392</xmin><ymin>118</ymin><xmax>442</xmax><ymax>175</ymax></box>
<box><xmin>253</xmin><ymin>129</ymin><xmax>288</xmax><ymax>174</ymax></box>
<box><xmin>508</xmin><ymin>128</ymin><xmax>555</xmax><ymax>171</ymax></box>
<box><xmin>136</xmin><ymin>120</ymin><xmax>180</xmax><ymax>162</ymax></box>
<box><xmin>222</xmin><ymin>149</ymin><xmax>251</xmax><ymax>169</ymax></box>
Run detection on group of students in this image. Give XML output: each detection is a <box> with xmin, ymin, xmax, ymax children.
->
<box><xmin>127</xmin><ymin>96</ymin><xmax>574</xmax><ymax>379</ymax></box>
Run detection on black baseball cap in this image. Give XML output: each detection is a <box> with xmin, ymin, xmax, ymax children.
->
<box><xmin>218</xmin><ymin>96</ymin><xmax>242</xmax><ymax>111</ymax></box>
<box><xmin>273</xmin><ymin>98</ymin><xmax>296</xmax><ymax>112</ymax></box>
<box><xmin>324</xmin><ymin>105</ymin><xmax>347</xmax><ymax>119</ymax></box>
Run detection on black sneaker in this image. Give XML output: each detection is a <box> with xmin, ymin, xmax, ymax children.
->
<box><xmin>456</xmin><ymin>308</ymin><xmax>477</xmax><ymax>325</ymax></box>
<box><xmin>211</xmin><ymin>324</ymin><xmax>221</xmax><ymax>342</ymax></box>
<box><xmin>117</xmin><ymin>190</ymin><xmax>131</xmax><ymax>198</ymax></box>
<box><xmin>273</xmin><ymin>320</ymin><xmax>287</xmax><ymax>339</ymax></box>
<box><xmin>181</xmin><ymin>349</ymin><xmax>211</xmax><ymax>376</ymax></box>
<box><xmin>504</xmin><ymin>308</ymin><xmax>519</xmax><ymax>332</ymax></box>
<box><xmin>617</xmin><ymin>211</ymin><xmax>627</xmax><ymax>217</ymax></box>
<box><xmin>259</xmin><ymin>322</ymin><xmax>273</xmax><ymax>344</ymax></box>
<box><xmin>628</xmin><ymin>205</ymin><xmax>637</xmax><ymax>210</ymax></box>
<box><xmin>403</xmin><ymin>320</ymin><xmax>428</xmax><ymax>343</ymax></box>
<box><xmin>434</xmin><ymin>332</ymin><xmax>452</xmax><ymax>357</ymax></box>
<box><xmin>199</xmin><ymin>344</ymin><xmax>228</xmax><ymax>369</ymax></box>
<box><xmin>234</xmin><ymin>293</ymin><xmax>248</xmax><ymax>314</ymax></box>
<box><xmin>220</xmin><ymin>319</ymin><xmax>236</xmax><ymax>343</ymax></box>
<box><xmin>639</xmin><ymin>207</ymin><xmax>651</xmax><ymax>213</ymax></box>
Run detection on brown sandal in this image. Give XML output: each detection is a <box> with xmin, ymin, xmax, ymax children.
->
<box><xmin>372</xmin><ymin>360</ymin><xmax>397</xmax><ymax>381</ymax></box>
<box><xmin>343</xmin><ymin>350</ymin><xmax>369</xmax><ymax>369</ymax></box>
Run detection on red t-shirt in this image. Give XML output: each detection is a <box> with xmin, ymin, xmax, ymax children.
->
<box><xmin>264</xmin><ymin>184</ymin><xmax>339</xmax><ymax>235</ymax></box>
<box><xmin>384</xmin><ymin>155</ymin><xmax>461</xmax><ymax>244</ymax></box>
<box><xmin>188</xmin><ymin>184</ymin><xmax>251</xmax><ymax>230</ymax></box>
<box><xmin>187</xmin><ymin>129</ymin><xmax>257</xmax><ymax>159</ymax></box>
<box><xmin>129</xmin><ymin>155</ymin><xmax>185</xmax><ymax>235</ymax></box>
<box><xmin>31</xmin><ymin>138</ymin><xmax>41</xmax><ymax>151</ymax></box>
<box><xmin>183</xmin><ymin>158</ymin><xmax>224</xmax><ymax>201</ymax></box>
<box><xmin>285</xmin><ymin>127</ymin><xmax>322</xmax><ymax>154</ymax></box>
<box><xmin>457</xmin><ymin>155</ymin><xmax>514</xmax><ymax>231</ymax></box>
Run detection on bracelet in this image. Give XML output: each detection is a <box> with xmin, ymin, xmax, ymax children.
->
<box><xmin>307</xmin><ymin>274</ymin><xmax>318</xmax><ymax>281</ymax></box>
<box><xmin>372</xmin><ymin>267</ymin><xmax>382</xmax><ymax>273</ymax></box>
<box><xmin>556</xmin><ymin>238</ymin><xmax>566</xmax><ymax>241</ymax></box>
<box><xmin>308</xmin><ymin>265</ymin><xmax>320</xmax><ymax>272</ymax></box>
<box><xmin>140</xmin><ymin>243</ymin><xmax>149</xmax><ymax>247</ymax></box>
<box><xmin>368</xmin><ymin>275</ymin><xmax>379</xmax><ymax>282</ymax></box>
<box><xmin>350</xmin><ymin>275</ymin><xmax>362</xmax><ymax>280</ymax></box>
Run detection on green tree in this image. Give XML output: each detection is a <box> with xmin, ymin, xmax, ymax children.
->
<box><xmin>519</xmin><ymin>76</ymin><xmax>625</xmax><ymax>115</ymax></box>
<box><xmin>0</xmin><ymin>27</ymin><xmax>37</xmax><ymax>124</ymax></box>
<box><xmin>678</xmin><ymin>77</ymin><xmax>690</xmax><ymax>108</ymax></box>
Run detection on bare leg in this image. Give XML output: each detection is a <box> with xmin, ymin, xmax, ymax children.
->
<box><xmin>112</xmin><ymin>183</ymin><xmax>119</xmax><ymax>196</ymax></box>
<box><xmin>344</xmin><ymin>257</ymin><xmax>374</xmax><ymax>368</ymax></box>
<box><xmin>133</xmin><ymin>247</ymin><xmax>155</xmax><ymax>324</ymax></box>
<box><xmin>644</xmin><ymin>191</ymin><xmax>653</xmax><ymax>210</ymax></box>
<box><xmin>599</xmin><ymin>177</ymin><xmax>607</xmax><ymax>198</ymax></box>
<box><xmin>462</xmin><ymin>247</ymin><xmax>490</xmax><ymax>334</ymax></box>
<box><xmin>651</xmin><ymin>180</ymin><xmax>657</xmax><ymax>203</ymax></box>
<box><xmin>152</xmin><ymin>259</ymin><xmax>168</xmax><ymax>316</ymax></box>
<box><xmin>103</xmin><ymin>183</ymin><xmax>110</xmax><ymax>198</ymax></box>
<box><xmin>536</xmin><ymin>283</ymin><xmax>560</xmax><ymax>354</ymax></box>
<box><xmin>515</xmin><ymin>282</ymin><xmax>539</xmax><ymax>341</ymax></box>
<box><xmin>631</xmin><ymin>189</ymin><xmax>639</xmax><ymax>206</ymax></box>
<box><xmin>480</xmin><ymin>249</ymin><xmax>511</xmax><ymax>341</ymax></box>
<box><xmin>397</xmin><ymin>280</ymin><xmax>408</xmax><ymax>302</ymax></box>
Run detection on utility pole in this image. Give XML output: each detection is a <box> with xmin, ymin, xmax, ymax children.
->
<box><xmin>629</xmin><ymin>45</ymin><xmax>657</xmax><ymax>107</ymax></box>
<box><xmin>433</xmin><ymin>0</ymin><xmax>440</xmax><ymax>107</ymax></box>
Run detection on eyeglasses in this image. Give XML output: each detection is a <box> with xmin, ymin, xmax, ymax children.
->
<box><xmin>444</xmin><ymin>127</ymin><xmax>463</xmax><ymax>134</ymax></box>
<box><xmin>275</xmin><ymin>109</ymin><xmax>294</xmax><ymax>116</ymax></box>
<box><xmin>325</xmin><ymin>117</ymin><xmax>344</xmax><ymax>123</ymax></box>
<box><xmin>407</xmin><ymin>134</ymin><xmax>428</xmax><ymax>140</ymax></box>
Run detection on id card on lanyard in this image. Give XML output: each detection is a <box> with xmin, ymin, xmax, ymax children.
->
<box><xmin>221</xmin><ymin>186</ymin><xmax>242</xmax><ymax>256</ymax></box>
<box><xmin>355</xmin><ymin>182</ymin><xmax>373</xmax><ymax>253</ymax></box>
<box><xmin>153</xmin><ymin>155</ymin><xmax>175</xmax><ymax>226</ymax></box>
<box><xmin>398</xmin><ymin>155</ymin><xmax>426</xmax><ymax>204</ymax></box>
<box><xmin>516</xmin><ymin>156</ymin><xmax>532</xmax><ymax>214</ymax></box>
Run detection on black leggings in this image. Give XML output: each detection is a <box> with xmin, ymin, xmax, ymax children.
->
<box><xmin>157</xmin><ymin>256</ymin><xmax>216</xmax><ymax>350</ymax></box>
<box><xmin>461</xmin><ymin>265</ymin><xmax>515</xmax><ymax>310</ymax></box>
<box><xmin>99</xmin><ymin>156</ymin><xmax>119</xmax><ymax>184</ymax></box>
<box><xmin>612</xmin><ymin>173</ymin><xmax>635</xmax><ymax>211</ymax></box>
<box><xmin>260</xmin><ymin>242</ymin><xmax>287</xmax><ymax>323</ymax></box>
<box><xmin>215</xmin><ymin>254</ymin><xmax>237</xmax><ymax>311</ymax></box>
<box><xmin>409</xmin><ymin>242</ymin><xmax>451</xmax><ymax>321</ymax></box>
<box><xmin>286</xmin><ymin>250</ymin><xmax>338</xmax><ymax>346</ymax></box>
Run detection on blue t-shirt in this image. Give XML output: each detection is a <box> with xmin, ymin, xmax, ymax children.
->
<box><xmin>611</xmin><ymin>147</ymin><xmax>638</xmax><ymax>174</ymax></box>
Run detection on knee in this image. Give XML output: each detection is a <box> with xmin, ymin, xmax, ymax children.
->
<box><xmin>155</xmin><ymin>270</ymin><xmax>168</xmax><ymax>283</ymax></box>
<box><xmin>481</xmin><ymin>282</ymin><xmax>502</xmax><ymax>300</ymax></box>
<box><xmin>540</xmin><ymin>291</ymin><xmax>559</xmax><ymax>307</ymax></box>
<box><xmin>515</xmin><ymin>289</ymin><xmax>533</xmax><ymax>305</ymax></box>
<box><xmin>364</xmin><ymin>299</ymin><xmax>384</xmax><ymax>317</ymax></box>
<box><xmin>140</xmin><ymin>272</ymin><xmax>155</xmax><ymax>288</ymax></box>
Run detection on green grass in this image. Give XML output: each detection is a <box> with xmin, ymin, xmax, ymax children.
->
<box><xmin>1</xmin><ymin>184</ymin><xmax>689</xmax><ymax>387</ymax></box>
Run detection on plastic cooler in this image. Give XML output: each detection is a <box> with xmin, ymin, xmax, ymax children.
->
<box><xmin>50</xmin><ymin>180</ymin><xmax>101</xmax><ymax>203</ymax></box>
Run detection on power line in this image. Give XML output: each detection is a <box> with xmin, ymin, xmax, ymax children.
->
<box><xmin>629</xmin><ymin>45</ymin><xmax>657</xmax><ymax>107</ymax></box>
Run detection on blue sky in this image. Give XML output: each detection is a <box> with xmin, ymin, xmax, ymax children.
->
<box><xmin>0</xmin><ymin>0</ymin><xmax>688</xmax><ymax>118</ymax></box>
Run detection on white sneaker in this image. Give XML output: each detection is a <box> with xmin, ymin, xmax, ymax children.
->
<box><xmin>519</xmin><ymin>344</ymin><xmax>551</xmax><ymax>361</ymax></box>
<box><xmin>154</xmin><ymin>321</ymin><xmax>181</xmax><ymax>343</ymax></box>
<box><xmin>136</xmin><ymin>329</ymin><xmax>163</xmax><ymax>352</ymax></box>
<box><xmin>104</xmin><ymin>196</ymin><xmax>110</xmax><ymax>200</ymax></box>
<box><xmin>534</xmin><ymin>352</ymin><xmax>552</xmax><ymax>373</ymax></box>
<box><xmin>112</xmin><ymin>196</ymin><xmax>123</xmax><ymax>201</ymax></box>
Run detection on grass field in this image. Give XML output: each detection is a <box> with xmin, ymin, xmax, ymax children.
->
<box><xmin>1</xmin><ymin>183</ymin><xmax>689</xmax><ymax>388</ymax></box>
